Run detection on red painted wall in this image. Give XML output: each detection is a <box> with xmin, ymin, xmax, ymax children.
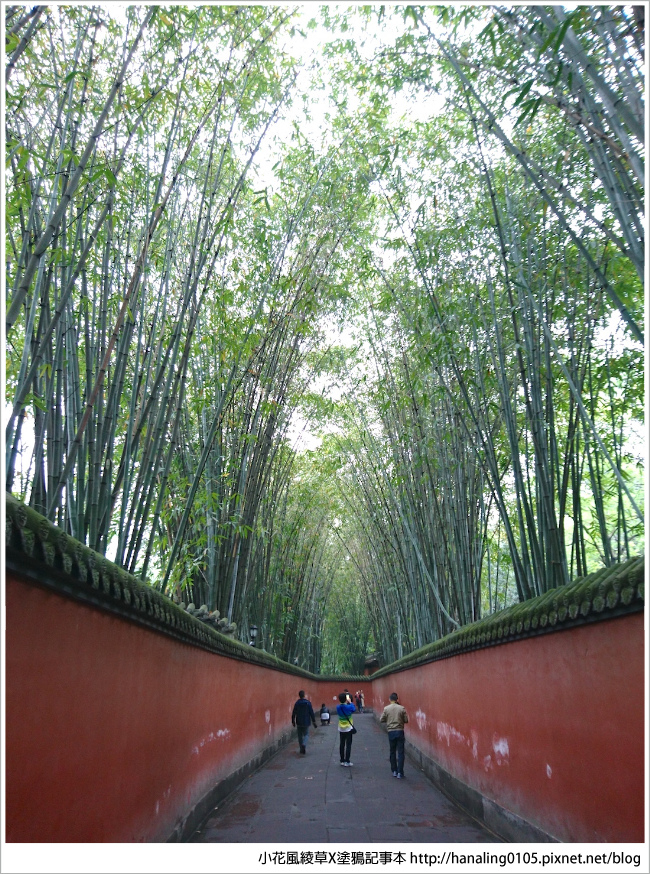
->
<box><xmin>370</xmin><ymin>614</ymin><xmax>645</xmax><ymax>843</ymax></box>
<box><xmin>6</xmin><ymin>568</ymin><xmax>643</xmax><ymax>843</ymax></box>
<box><xmin>5</xmin><ymin>574</ymin><xmax>340</xmax><ymax>842</ymax></box>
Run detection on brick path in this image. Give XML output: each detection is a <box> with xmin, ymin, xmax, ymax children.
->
<box><xmin>190</xmin><ymin>711</ymin><xmax>501</xmax><ymax>843</ymax></box>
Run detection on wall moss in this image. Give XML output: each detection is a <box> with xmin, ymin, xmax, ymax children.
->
<box><xmin>5</xmin><ymin>494</ymin><xmax>363</xmax><ymax>683</ymax></box>
<box><xmin>6</xmin><ymin>493</ymin><xmax>642</xmax><ymax>682</ymax></box>
<box><xmin>371</xmin><ymin>555</ymin><xmax>644</xmax><ymax>678</ymax></box>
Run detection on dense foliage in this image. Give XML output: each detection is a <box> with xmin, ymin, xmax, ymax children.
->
<box><xmin>5</xmin><ymin>5</ymin><xmax>644</xmax><ymax>672</ymax></box>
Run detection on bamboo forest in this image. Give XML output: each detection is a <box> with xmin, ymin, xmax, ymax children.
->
<box><xmin>4</xmin><ymin>4</ymin><xmax>645</xmax><ymax>675</ymax></box>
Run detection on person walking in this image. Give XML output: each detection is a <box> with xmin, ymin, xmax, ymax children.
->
<box><xmin>380</xmin><ymin>692</ymin><xmax>409</xmax><ymax>778</ymax></box>
<box><xmin>292</xmin><ymin>690</ymin><xmax>316</xmax><ymax>755</ymax></box>
<box><xmin>336</xmin><ymin>691</ymin><xmax>356</xmax><ymax>767</ymax></box>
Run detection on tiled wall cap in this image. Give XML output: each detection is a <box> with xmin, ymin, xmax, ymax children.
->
<box><xmin>370</xmin><ymin>555</ymin><xmax>644</xmax><ymax>677</ymax></box>
<box><xmin>6</xmin><ymin>494</ymin><xmax>643</xmax><ymax>679</ymax></box>
<box><xmin>5</xmin><ymin>494</ymin><xmax>319</xmax><ymax>676</ymax></box>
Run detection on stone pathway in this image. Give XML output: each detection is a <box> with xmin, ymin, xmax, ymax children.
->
<box><xmin>190</xmin><ymin>711</ymin><xmax>501</xmax><ymax>843</ymax></box>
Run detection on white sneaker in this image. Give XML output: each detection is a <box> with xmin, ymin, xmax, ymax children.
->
<box><xmin>340</xmin><ymin>761</ymin><xmax>346</xmax><ymax>766</ymax></box>
<box><xmin>346</xmin><ymin>762</ymin><xmax>353</xmax><ymax>767</ymax></box>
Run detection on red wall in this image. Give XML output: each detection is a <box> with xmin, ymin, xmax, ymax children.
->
<box><xmin>6</xmin><ymin>569</ymin><xmax>643</xmax><ymax>843</ymax></box>
<box><xmin>370</xmin><ymin>614</ymin><xmax>645</xmax><ymax>843</ymax></box>
<box><xmin>5</xmin><ymin>574</ymin><xmax>342</xmax><ymax>842</ymax></box>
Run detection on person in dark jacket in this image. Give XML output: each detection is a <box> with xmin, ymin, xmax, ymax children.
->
<box><xmin>319</xmin><ymin>703</ymin><xmax>330</xmax><ymax>725</ymax></box>
<box><xmin>292</xmin><ymin>690</ymin><xmax>316</xmax><ymax>754</ymax></box>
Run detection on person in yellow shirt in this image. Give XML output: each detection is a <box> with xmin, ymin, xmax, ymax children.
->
<box><xmin>380</xmin><ymin>692</ymin><xmax>409</xmax><ymax>778</ymax></box>
<box><xmin>336</xmin><ymin>691</ymin><xmax>356</xmax><ymax>766</ymax></box>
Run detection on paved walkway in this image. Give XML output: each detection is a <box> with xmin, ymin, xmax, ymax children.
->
<box><xmin>190</xmin><ymin>711</ymin><xmax>501</xmax><ymax>843</ymax></box>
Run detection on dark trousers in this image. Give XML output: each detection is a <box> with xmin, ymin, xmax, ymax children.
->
<box><xmin>339</xmin><ymin>730</ymin><xmax>353</xmax><ymax>763</ymax></box>
<box><xmin>388</xmin><ymin>730</ymin><xmax>405</xmax><ymax>775</ymax></box>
